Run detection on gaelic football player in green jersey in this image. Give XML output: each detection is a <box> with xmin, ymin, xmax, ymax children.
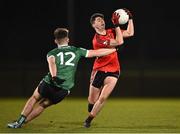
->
<box><xmin>7</xmin><ymin>28</ymin><xmax>119</xmax><ymax>128</ymax></box>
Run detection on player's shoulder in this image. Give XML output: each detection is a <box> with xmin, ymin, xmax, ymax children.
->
<box><xmin>70</xmin><ymin>45</ymin><xmax>87</xmax><ymax>52</ymax></box>
<box><xmin>47</xmin><ymin>47</ymin><xmax>62</xmax><ymax>57</ymax></box>
<box><xmin>78</xmin><ymin>47</ymin><xmax>87</xmax><ymax>51</ymax></box>
<box><xmin>107</xmin><ymin>27</ymin><xmax>125</xmax><ymax>33</ymax></box>
<box><xmin>48</xmin><ymin>47</ymin><xmax>58</xmax><ymax>54</ymax></box>
<box><xmin>106</xmin><ymin>28</ymin><xmax>114</xmax><ymax>33</ymax></box>
<box><xmin>69</xmin><ymin>45</ymin><xmax>86</xmax><ymax>50</ymax></box>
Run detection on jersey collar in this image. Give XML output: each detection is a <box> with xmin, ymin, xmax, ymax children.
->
<box><xmin>58</xmin><ymin>44</ymin><xmax>68</xmax><ymax>48</ymax></box>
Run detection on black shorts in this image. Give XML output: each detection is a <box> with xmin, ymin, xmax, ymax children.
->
<box><xmin>91</xmin><ymin>70</ymin><xmax>120</xmax><ymax>89</ymax></box>
<box><xmin>38</xmin><ymin>81</ymin><xmax>70</xmax><ymax>104</ymax></box>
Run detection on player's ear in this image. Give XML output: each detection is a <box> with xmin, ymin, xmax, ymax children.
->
<box><xmin>92</xmin><ymin>23</ymin><xmax>95</xmax><ymax>28</ymax></box>
<box><xmin>54</xmin><ymin>39</ymin><xmax>58</xmax><ymax>44</ymax></box>
<box><xmin>67</xmin><ymin>37</ymin><xmax>69</xmax><ymax>43</ymax></box>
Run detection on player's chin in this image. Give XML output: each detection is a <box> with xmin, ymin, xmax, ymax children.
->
<box><xmin>101</xmin><ymin>24</ymin><xmax>105</xmax><ymax>29</ymax></box>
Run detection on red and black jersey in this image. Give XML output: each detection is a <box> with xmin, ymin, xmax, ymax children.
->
<box><xmin>92</xmin><ymin>28</ymin><xmax>120</xmax><ymax>72</ymax></box>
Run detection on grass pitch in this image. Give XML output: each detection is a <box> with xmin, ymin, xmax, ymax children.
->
<box><xmin>0</xmin><ymin>97</ymin><xmax>180</xmax><ymax>133</ymax></box>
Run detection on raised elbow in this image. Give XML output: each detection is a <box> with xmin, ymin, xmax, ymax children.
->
<box><xmin>127</xmin><ymin>30</ymin><xmax>134</xmax><ymax>37</ymax></box>
<box><xmin>118</xmin><ymin>40</ymin><xmax>124</xmax><ymax>46</ymax></box>
<box><xmin>129</xmin><ymin>32</ymin><xmax>134</xmax><ymax>37</ymax></box>
<box><xmin>125</xmin><ymin>31</ymin><xmax>134</xmax><ymax>37</ymax></box>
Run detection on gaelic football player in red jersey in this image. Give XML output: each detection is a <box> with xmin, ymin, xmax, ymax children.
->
<box><xmin>84</xmin><ymin>9</ymin><xmax>134</xmax><ymax>128</ymax></box>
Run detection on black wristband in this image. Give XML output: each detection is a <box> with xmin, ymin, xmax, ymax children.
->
<box><xmin>128</xmin><ymin>14</ymin><xmax>133</xmax><ymax>19</ymax></box>
<box><xmin>114</xmin><ymin>24</ymin><xmax>120</xmax><ymax>28</ymax></box>
<box><xmin>52</xmin><ymin>76</ymin><xmax>65</xmax><ymax>85</ymax></box>
<box><xmin>52</xmin><ymin>76</ymin><xmax>57</xmax><ymax>80</ymax></box>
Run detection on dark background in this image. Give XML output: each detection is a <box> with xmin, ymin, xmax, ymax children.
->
<box><xmin>0</xmin><ymin>0</ymin><xmax>180</xmax><ymax>97</ymax></box>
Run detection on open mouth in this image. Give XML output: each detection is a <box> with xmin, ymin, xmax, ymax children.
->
<box><xmin>101</xmin><ymin>23</ymin><xmax>105</xmax><ymax>27</ymax></box>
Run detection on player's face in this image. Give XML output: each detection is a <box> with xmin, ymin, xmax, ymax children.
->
<box><xmin>93</xmin><ymin>17</ymin><xmax>105</xmax><ymax>30</ymax></box>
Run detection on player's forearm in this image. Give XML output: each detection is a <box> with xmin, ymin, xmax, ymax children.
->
<box><xmin>123</xmin><ymin>19</ymin><xmax>134</xmax><ymax>37</ymax></box>
<box><xmin>127</xmin><ymin>19</ymin><xmax>134</xmax><ymax>36</ymax></box>
<box><xmin>49</xmin><ymin>63</ymin><xmax>57</xmax><ymax>77</ymax></box>
<box><xmin>110</xmin><ymin>27</ymin><xmax>124</xmax><ymax>47</ymax></box>
<box><xmin>97</xmin><ymin>48</ymin><xmax>116</xmax><ymax>56</ymax></box>
<box><xmin>47</xmin><ymin>56</ymin><xmax>57</xmax><ymax>77</ymax></box>
<box><xmin>88</xmin><ymin>48</ymin><xmax>116</xmax><ymax>57</ymax></box>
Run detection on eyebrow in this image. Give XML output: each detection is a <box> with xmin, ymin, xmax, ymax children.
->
<box><xmin>96</xmin><ymin>17</ymin><xmax>103</xmax><ymax>20</ymax></box>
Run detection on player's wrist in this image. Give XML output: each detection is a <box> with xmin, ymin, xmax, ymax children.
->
<box><xmin>114</xmin><ymin>24</ymin><xmax>120</xmax><ymax>28</ymax></box>
<box><xmin>129</xmin><ymin>16</ymin><xmax>133</xmax><ymax>20</ymax></box>
<box><xmin>51</xmin><ymin>76</ymin><xmax>65</xmax><ymax>85</ymax></box>
<box><xmin>129</xmin><ymin>13</ymin><xmax>133</xmax><ymax>19</ymax></box>
<box><xmin>111</xmin><ymin>12</ymin><xmax>120</xmax><ymax>28</ymax></box>
<box><xmin>52</xmin><ymin>76</ymin><xmax>57</xmax><ymax>80</ymax></box>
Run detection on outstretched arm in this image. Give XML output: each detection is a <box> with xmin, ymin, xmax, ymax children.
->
<box><xmin>87</xmin><ymin>48</ymin><xmax>116</xmax><ymax>58</ymax></box>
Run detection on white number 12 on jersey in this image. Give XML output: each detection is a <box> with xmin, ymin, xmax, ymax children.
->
<box><xmin>57</xmin><ymin>52</ymin><xmax>75</xmax><ymax>66</ymax></box>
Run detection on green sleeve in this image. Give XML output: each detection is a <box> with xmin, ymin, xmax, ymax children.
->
<box><xmin>77</xmin><ymin>47</ymin><xmax>88</xmax><ymax>57</ymax></box>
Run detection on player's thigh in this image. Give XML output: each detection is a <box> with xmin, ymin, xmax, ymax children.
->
<box><xmin>88</xmin><ymin>85</ymin><xmax>101</xmax><ymax>103</ymax></box>
<box><xmin>32</xmin><ymin>87</ymin><xmax>42</xmax><ymax>101</ymax></box>
<box><xmin>99</xmin><ymin>77</ymin><xmax>118</xmax><ymax>101</ymax></box>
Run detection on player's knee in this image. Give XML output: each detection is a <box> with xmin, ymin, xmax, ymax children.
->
<box><xmin>99</xmin><ymin>96</ymin><xmax>106</xmax><ymax>104</ymax></box>
<box><xmin>39</xmin><ymin>100</ymin><xmax>52</xmax><ymax>108</ymax></box>
<box><xmin>39</xmin><ymin>102</ymin><xmax>48</xmax><ymax>108</ymax></box>
<box><xmin>39</xmin><ymin>103</ymin><xmax>47</xmax><ymax>108</ymax></box>
<box><xmin>88</xmin><ymin>96</ymin><xmax>96</xmax><ymax>104</ymax></box>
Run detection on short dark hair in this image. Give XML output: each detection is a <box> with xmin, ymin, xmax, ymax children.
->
<box><xmin>90</xmin><ymin>13</ymin><xmax>104</xmax><ymax>25</ymax></box>
<box><xmin>54</xmin><ymin>28</ymin><xmax>69</xmax><ymax>40</ymax></box>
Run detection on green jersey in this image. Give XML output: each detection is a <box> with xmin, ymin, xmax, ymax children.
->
<box><xmin>43</xmin><ymin>45</ymin><xmax>88</xmax><ymax>90</ymax></box>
